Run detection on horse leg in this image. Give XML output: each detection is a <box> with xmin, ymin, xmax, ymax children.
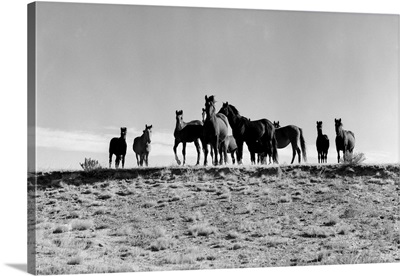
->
<box><xmin>135</xmin><ymin>153</ymin><xmax>140</xmax><ymax>167</ymax></box>
<box><xmin>140</xmin><ymin>154</ymin><xmax>144</xmax><ymax>166</ymax></box>
<box><xmin>115</xmin><ymin>156</ymin><xmax>121</xmax><ymax>169</ymax></box>
<box><xmin>337</xmin><ymin>150</ymin><xmax>341</xmax><ymax>163</ymax></box>
<box><xmin>182</xmin><ymin>142</ymin><xmax>187</xmax><ymax>166</ymax></box>
<box><xmin>237</xmin><ymin>141</ymin><xmax>244</xmax><ymax>165</ymax></box>
<box><xmin>250</xmin><ymin>151</ymin><xmax>256</xmax><ymax>165</ymax></box>
<box><xmin>121</xmin><ymin>155</ymin><xmax>125</xmax><ymax>169</ymax></box>
<box><xmin>173</xmin><ymin>140</ymin><xmax>181</xmax><ymax>165</ymax></box>
<box><xmin>222</xmin><ymin>141</ymin><xmax>228</xmax><ymax>165</ymax></box>
<box><xmin>202</xmin><ymin>140</ymin><xmax>209</xmax><ymax>166</ymax></box>
<box><xmin>296</xmin><ymin>146</ymin><xmax>301</xmax><ymax>164</ymax></box>
<box><xmin>212</xmin><ymin>140</ymin><xmax>219</xmax><ymax>166</ymax></box>
<box><xmin>109</xmin><ymin>153</ymin><xmax>112</xmax><ymax>168</ymax></box>
<box><xmin>218</xmin><ymin>143</ymin><xmax>223</xmax><ymax>165</ymax></box>
<box><xmin>194</xmin><ymin>139</ymin><xmax>201</xmax><ymax>166</ymax></box>
<box><xmin>145</xmin><ymin>153</ymin><xmax>149</xmax><ymax>167</ymax></box>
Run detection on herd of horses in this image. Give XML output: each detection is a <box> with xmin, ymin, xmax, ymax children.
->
<box><xmin>108</xmin><ymin>95</ymin><xmax>355</xmax><ymax>168</ymax></box>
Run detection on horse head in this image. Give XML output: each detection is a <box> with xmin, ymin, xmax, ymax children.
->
<box><xmin>204</xmin><ymin>95</ymin><xmax>217</xmax><ymax>117</ymax></box>
<box><xmin>201</xmin><ymin>108</ymin><xmax>206</xmax><ymax>123</ymax></box>
<box><xmin>175</xmin><ymin>110</ymin><xmax>184</xmax><ymax>122</ymax></box>
<box><xmin>144</xmin><ymin>124</ymin><xmax>153</xmax><ymax>144</ymax></box>
<box><xmin>334</xmin><ymin>118</ymin><xmax>343</xmax><ymax>134</ymax></box>
<box><xmin>120</xmin><ymin>127</ymin><xmax>127</xmax><ymax>139</ymax></box>
<box><xmin>273</xmin><ymin>121</ymin><xmax>280</xmax><ymax>128</ymax></box>
<box><xmin>316</xmin><ymin>121</ymin><xmax>323</xmax><ymax>129</ymax></box>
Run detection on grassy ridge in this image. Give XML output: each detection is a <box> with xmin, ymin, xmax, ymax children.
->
<box><xmin>29</xmin><ymin>164</ymin><xmax>400</xmax><ymax>274</ymax></box>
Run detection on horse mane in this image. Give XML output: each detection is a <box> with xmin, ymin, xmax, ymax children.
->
<box><xmin>228</xmin><ymin>104</ymin><xmax>240</xmax><ymax>116</ymax></box>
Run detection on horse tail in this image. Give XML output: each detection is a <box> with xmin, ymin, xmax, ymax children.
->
<box><xmin>299</xmin><ymin>128</ymin><xmax>307</xmax><ymax>162</ymax></box>
<box><xmin>272</xmin><ymin>133</ymin><xmax>279</xmax><ymax>164</ymax></box>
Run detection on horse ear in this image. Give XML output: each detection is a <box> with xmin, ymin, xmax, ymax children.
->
<box><xmin>205</xmin><ymin>95</ymin><xmax>208</xmax><ymax>101</ymax></box>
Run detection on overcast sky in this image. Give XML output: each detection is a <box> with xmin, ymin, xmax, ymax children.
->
<box><xmin>34</xmin><ymin>2</ymin><xmax>399</xmax><ymax>170</ymax></box>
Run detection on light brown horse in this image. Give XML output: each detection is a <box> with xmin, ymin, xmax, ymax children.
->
<box><xmin>202</xmin><ymin>108</ymin><xmax>238</xmax><ymax>164</ymax></box>
<box><xmin>334</xmin><ymin>118</ymin><xmax>355</xmax><ymax>163</ymax></box>
<box><xmin>202</xmin><ymin>95</ymin><xmax>229</xmax><ymax>166</ymax></box>
<box><xmin>133</xmin><ymin>125</ymin><xmax>152</xmax><ymax>167</ymax></box>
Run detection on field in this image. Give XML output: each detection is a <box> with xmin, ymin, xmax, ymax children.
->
<box><xmin>28</xmin><ymin>164</ymin><xmax>400</xmax><ymax>275</ymax></box>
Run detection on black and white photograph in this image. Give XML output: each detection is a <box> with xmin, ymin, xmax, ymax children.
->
<box><xmin>1</xmin><ymin>1</ymin><xmax>400</xmax><ymax>276</ymax></box>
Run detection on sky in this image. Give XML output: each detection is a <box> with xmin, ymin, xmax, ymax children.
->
<box><xmin>33</xmin><ymin>2</ymin><xmax>399</xmax><ymax>170</ymax></box>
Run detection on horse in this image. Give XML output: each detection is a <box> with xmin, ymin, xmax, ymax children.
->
<box><xmin>334</xmin><ymin>118</ymin><xmax>355</xmax><ymax>163</ymax></box>
<box><xmin>133</xmin><ymin>125</ymin><xmax>152</xmax><ymax>166</ymax></box>
<box><xmin>202</xmin><ymin>108</ymin><xmax>238</xmax><ymax>164</ymax></box>
<box><xmin>272</xmin><ymin>121</ymin><xmax>307</xmax><ymax>164</ymax></box>
<box><xmin>218</xmin><ymin>102</ymin><xmax>278</xmax><ymax>165</ymax></box>
<box><xmin>109</xmin><ymin>127</ymin><xmax>127</xmax><ymax>169</ymax></box>
<box><xmin>202</xmin><ymin>95</ymin><xmax>229</xmax><ymax>166</ymax></box>
<box><xmin>173</xmin><ymin>110</ymin><xmax>203</xmax><ymax>165</ymax></box>
<box><xmin>316</xmin><ymin>121</ymin><xmax>329</xmax><ymax>163</ymax></box>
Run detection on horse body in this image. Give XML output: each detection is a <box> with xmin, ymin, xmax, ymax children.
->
<box><xmin>316</xmin><ymin>121</ymin><xmax>329</xmax><ymax>163</ymax></box>
<box><xmin>334</xmin><ymin>118</ymin><xmax>355</xmax><ymax>163</ymax></box>
<box><xmin>218</xmin><ymin>102</ymin><xmax>278</xmax><ymax>165</ymax></box>
<box><xmin>109</xmin><ymin>127</ymin><xmax>127</xmax><ymax>169</ymax></box>
<box><xmin>173</xmin><ymin>110</ymin><xmax>203</xmax><ymax>165</ymax></box>
<box><xmin>202</xmin><ymin>95</ymin><xmax>229</xmax><ymax>166</ymax></box>
<box><xmin>273</xmin><ymin>121</ymin><xmax>307</xmax><ymax>164</ymax></box>
<box><xmin>133</xmin><ymin>125</ymin><xmax>152</xmax><ymax>166</ymax></box>
<box><xmin>203</xmin><ymin>108</ymin><xmax>238</xmax><ymax>164</ymax></box>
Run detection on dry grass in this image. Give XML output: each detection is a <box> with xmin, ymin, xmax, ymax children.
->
<box><xmin>31</xmin><ymin>164</ymin><xmax>400</xmax><ymax>274</ymax></box>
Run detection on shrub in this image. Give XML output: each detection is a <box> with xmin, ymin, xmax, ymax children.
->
<box><xmin>71</xmin><ymin>219</ymin><xmax>94</xmax><ymax>231</ymax></box>
<box><xmin>342</xmin><ymin>152</ymin><xmax>366</xmax><ymax>165</ymax></box>
<box><xmin>67</xmin><ymin>256</ymin><xmax>83</xmax><ymax>265</ymax></box>
<box><xmin>80</xmin><ymin>158</ymin><xmax>102</xmax><ymax>171</ymax></box>
<box><xmin>149</xmin><ymin>237</ymin><xmax>175</xmax><ymax>251</ymax></box>
<box><xmin>188</xmin><ymin>223</ymin><xmax>217</xmax><ymax>237</ymax></box>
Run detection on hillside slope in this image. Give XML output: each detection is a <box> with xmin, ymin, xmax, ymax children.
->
<box><xmin>28</xmin><ymin>164</ymin><xmax>400</xmax><ymax>274</ymax></box>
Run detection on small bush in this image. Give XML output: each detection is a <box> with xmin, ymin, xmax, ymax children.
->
<box><xmin>343</xmin><ymin>152</ymin><xmax>366</xmax><ymax>165</ymax></box>
<box><xmin>149</xmin><ymin>237</ymin><xmax>175</xmax><ymax>251</ymax></box>
<box><xmin>71</xmin><ymin>219</ymin><xmax>93</xmax><ymax>231</ymax></box>
<box><xmin>80</xmin><ymin>158</ymin><xmax>102</xmax><ymax>171</ymax></box>
<box><xmin>67</xmin><ymin>256</ymin><xmax>83</xmax><ymax>265</ymax></box>
<box><xmin>188</xmin><ymin>223</ymin><xmax>217</xmax><ymax>237</ymax></box>
<box><xmin>53</xmin><ymin>225</ymin><xmax>70</xmax><ymax>234</ymax></box>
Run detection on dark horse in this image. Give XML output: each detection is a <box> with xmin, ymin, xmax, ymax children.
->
<box><xmin>334</xmin><ymin>118</ymin><xmax>355</xmax><ymax>163</ymax></box>
<box><xmin>202</xmin><ymin>108</ymin><xmax>238</xmax><ymax>164</ymax></box>
<box><xmin>218</xmin><ymin>102</ymin><xmax>278</xmax><ymax>165</ymax></box>
<box><xmin>316</xmin><ymin>121</ymin><xmax>329</xmax><ymax>163</ymax></box>
<box><xmin>133</xmin><ymin>125</ymin><xmax>152</xmax><ymax>167</ymax></box>
<box><xmin>173</xmin><ymin>110</ymin><xmax>203</xmax><ymax>165</ymax></box>
<box><xmin>109</xmin><ymin>127</ymin><xmax>127</xmax><ymax>169</ymax></box>
<box><xmin>272</xmin><ymin>121</ymin><xmax>307</xmax><ymax>164</ymax></box>
<box><xmin>202</xmin><ymin>95</ymin><xmax>229</xmax><ymax>166</ymax></box>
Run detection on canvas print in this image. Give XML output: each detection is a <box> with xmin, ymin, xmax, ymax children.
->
<box><xmin>28</xmin><ymin>2</ymin><xmax>400</xmax><ymax>275</ymax></box>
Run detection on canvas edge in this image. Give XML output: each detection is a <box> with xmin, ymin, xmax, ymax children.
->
<box><xmin>27</xmin><ymin>2</ymin><xmax>37</xmax><ymax>275</ymax></box>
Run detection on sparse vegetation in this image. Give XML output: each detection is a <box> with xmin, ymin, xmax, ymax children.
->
<box><xmin>31</xmin><ymin>164</ymin><xmax>400</xmax><ymax>274</ymax></box>
<box><xmin>70</xmin><ymin>219</ymin><xmax>93</xmax><ymax>231</ymax></box>
<box><xmin>80</xmin><ymin>158</ymin><xmax>102</xmax><ymax>171</ymax></box>
<box><xmin>343</xmin><ymin>152</ymin><xmax>366</xmax><ymax>165</ymax></box>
